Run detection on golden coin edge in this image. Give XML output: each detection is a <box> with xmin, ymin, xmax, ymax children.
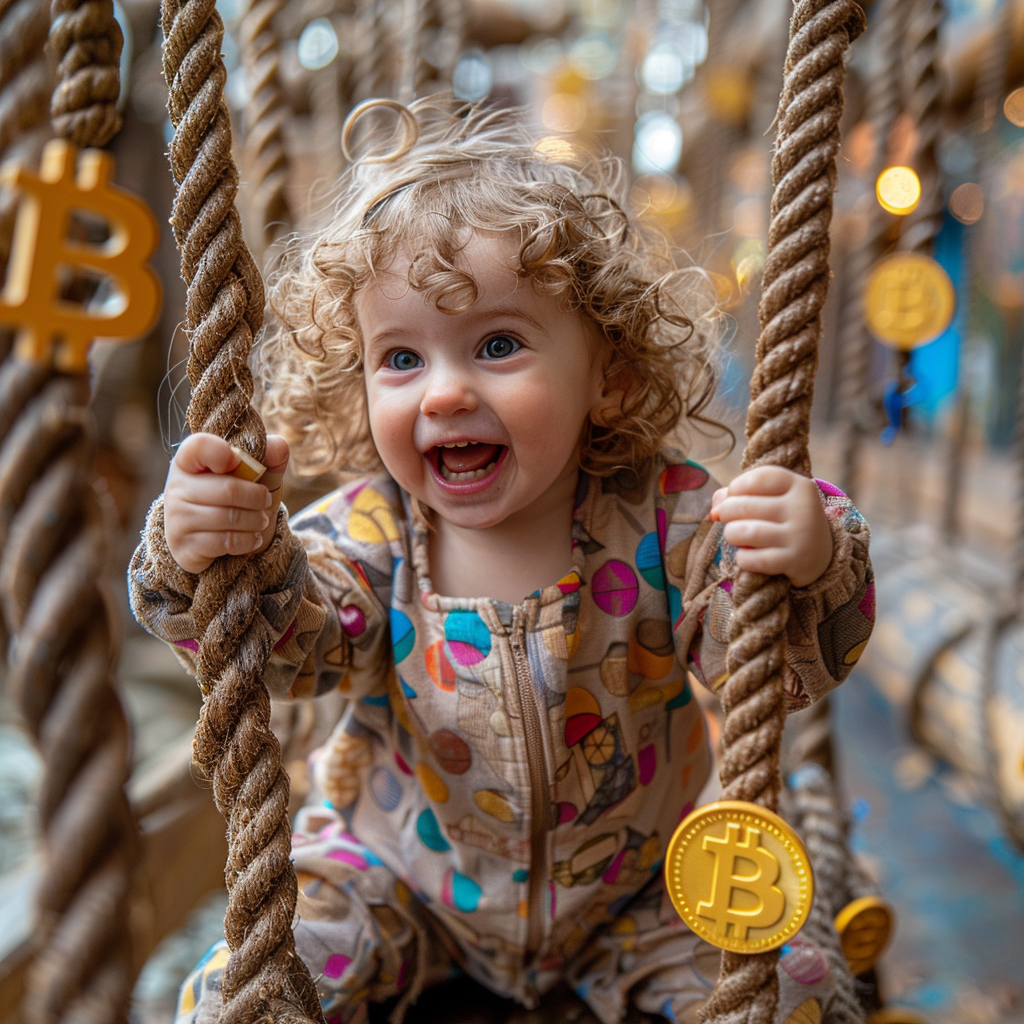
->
<box><xmin>864</xmin><ymin>252</ymin><xmax>955</xmax><ymax>350</ymax></box>
<box><xmin>664</xmin><ymin>800</ymin><xmax>813</xmax><ymax>953</ymax></box>
<box><xmin>835</xmin><ymin>894</ymin><xmax>893</xmax><ymax>973</ymax></box>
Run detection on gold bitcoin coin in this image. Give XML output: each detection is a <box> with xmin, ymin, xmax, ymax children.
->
<box><xmin>864</xmin><ymin>253</ymin><xmax>955</xmax><ymax>350</ymax></box>
<box><xmin>785</xmin><ymin>1000</ymin><xmax>821</xmax><ymax>1024</ymax></box>
<box><xmin>0</xmin><ymin>139</ymin><xmax>161</xmax><ymax>372</ymax></box>
<box><xmin>865</xmin><ymin>1011</ymin><xmax>929</xmax><ymax>1024</ymax></box>
<box><xmin>664</xmin><ymin>800</ymin><xmax>813</xmax><ymax>953</ymax></box>
<box><xmin>835</xmin><ymin>895</ymin><xmax>894</xmax><ymax>975</ymax></box>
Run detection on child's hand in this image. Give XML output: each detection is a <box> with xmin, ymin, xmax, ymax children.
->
<box><xmin>708</xmin><ymin>466</ymin><xmax>833</xmax><ymax>588</ymax></box>
<box><xmin>164</xmin><ymin>432</ymin><xmax>290</xmax><ymax>574</ymax></box>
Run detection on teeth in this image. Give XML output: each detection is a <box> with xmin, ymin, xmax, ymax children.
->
<box><xmin>440</xmin><ymin>441</ymin><xmax>473</xmax><ymax>448</ymax></box>
<box><xmin>440</xmin><ymin>460</ymin><xmax>498</xmax><ymax>482</ymax></box>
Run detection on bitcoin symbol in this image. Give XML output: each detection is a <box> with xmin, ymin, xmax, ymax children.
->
<box><xmin>698</xmin><ymin>822</ymin><xmax>786</xmax><ymax>939</ymax></box>
<box><xmin>834</xmin><ymin>895</ymin><xmax>894</xmax><ymax>975</ymax></box>
<box><xmin>864</xmin><ymin>253</ymin><xmax>955</xmax><ymax>351</ymax></box>
<box><xmin>0</xmin><ymin>138</ymin><xmax>161</xmax><ymax>373</ymax></box>
<box><xmin>664</xmin><ymin>800</ymin><xmax>812</xmax><ymax>953</ymax></box>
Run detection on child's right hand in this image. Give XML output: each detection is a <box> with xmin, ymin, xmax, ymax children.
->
<box><xmin>164</xmin><ymin>432</ymin><xmax>291</xmax><ymax>574</ymax></box>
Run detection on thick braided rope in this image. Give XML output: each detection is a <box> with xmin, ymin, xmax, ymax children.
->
<box><xmin>901</xmin><ymin>0</ymin><xmax>945</xmax><ymax>257</ymax></box>
<box><xmin>48</xmin><ymin>0</ymin><xmax>122</xmax><ymax>146</ymax></box>
<box><xmin>0</xmin><ymin>369</ymin><xmax>138</xmax><ymax>1024</ymax></box>
<box><xmin>834</xmin><ymin>0</ymin><xmax>906</xmax><ymax>495</ymax></box>
<box><xmin>434</xmin><ymin>0</ymin><xmax>464</xmax><ymax>89</ymax></box>
<box><xmin>0</xmin><ymin>6</ymin><xmax>140</xmax><ymax>1022</ymax></box>
<box><xmin>398</xmin><ymin>0</ymin><xmax>429</xmax><ymax>103</ymax></box>
<box><xmin>159</xmin><ymin>0</ymin><xmax>324</xmax><ymax>1020</ymax></box>
<box><xmin>240</xmin><ymin>0</ymin><xmax>292</xmax><ymax>257</ymax></box>
<box><xmin>0</xmin><ymin>0</ymin><xmax>52</xmax><ymax>285</ymax></box>
<box><xmin>699</xmin><ymin>4</ymin><xmax>864</xmax><ymax>1022</ymax></box>
<box><xmin>790</xmin><ymin>766</ymin><xmax>865</xmax><ymax>1023</ymax></box>
<box><xmin>941</xmin><ymin>0</ymin><xmax>1009</xmax><ymax>542</ymax></box>
<box><xmin>352</xmin><ymin>0</ymin><xmax>391</xmax><ymax>105</ymax></box>
<box><xmin>690</xmin><ymin>0</ymin><xmax>744</xmax><ymax>238</ymax></box>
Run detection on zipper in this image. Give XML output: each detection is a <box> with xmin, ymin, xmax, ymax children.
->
<box><xmin>508</xmin><ymin>609</ymin><xmax>549</xmax><ymax>961</ymax></box>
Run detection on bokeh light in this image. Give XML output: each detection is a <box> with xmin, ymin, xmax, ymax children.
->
<box><xmin>734</xmin><ymin>238</ymin><xmax>765</xmax><ymax>290</ymax></box>
<box><xmin>632</xmin><ymin>111</ymin><xmax>683</xmax><ymax>175</ymax></box>
<box><xmin>845</xmin><ymin>121</ymin><xmax>876</xmax><ymax>177</ymax></box>
<box><xmin>453</xmin><ymin>51</ymin><xmax>492</xmax><ymax>102</ymax></box>
<box><xmin>629</xmin><ymin>173</ymin><xmax>692</xmax><ymax>229</ymax></box>
<box><xmin>640</xmin><ymin>41</ymin><xmax>688</xmax><ymax>95</ymax></box>
<box><xmin>949</xmin><ymin>182</ymin><xmax>985</xmax><ymax>225</ymax></box>
<box><xmin>297</xmin><ymin>18</ymin><xmax>338</xmax><ymax>70</ymax></box>
<box><xmin>520</xmin><ymin>37</ymin><xmax>565</xmax><ymax>75</ymax></box>
<box><xmin>1004</xmin><ymin>88</ymin><xmax>1024</xmax><ymax>127</ymax></box>
<box><xmin>534</xmin><ymin>136</ymin><xmax>577</xmax><ymax>162</ymax></box>
<box><xmin>732</xmin><ymin>197</ymin><xmax>764</xmax><ymax>239</ymax></box>
<box><xmin>705</xmin><ymin>68</ymin><xmax>751</xmax><ymax>124</ymax></box>
<box><xmin>876</xmin><ymin>166</ymin><xmax>921</xmax><ymax>215</ymax></box>
<box><xmin>542</xmin><ymin>92</ymin><xmax>587</xmax><ymax>133</ymax></box>
<box><xmin>570</xmin><ymin>33</ymin><xmax>617</xmax><ymax>80</ymax></box>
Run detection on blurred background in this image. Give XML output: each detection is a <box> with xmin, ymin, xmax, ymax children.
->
<box><xmin>2</xmin><ymin>0</ymin><xmax>1024</xmax><ymax>1021</ymax></box>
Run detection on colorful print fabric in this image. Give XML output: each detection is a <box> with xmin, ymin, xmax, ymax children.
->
<box><xmin>130</xmin><ymin>454</ymin><xmax>873</xmax><ymax>1022</ymax></box>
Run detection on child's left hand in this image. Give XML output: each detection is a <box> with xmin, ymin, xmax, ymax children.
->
<box><xmin>709</xmin><ymin>466</ymin><xmax>833</xmax><ymax>588</ymax></box>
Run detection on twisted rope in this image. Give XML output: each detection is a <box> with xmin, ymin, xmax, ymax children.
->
<box><xmin>785</xmin><ymin>695</ymin><xmax>834</xmax><ymax>775</ymax></box>
<box><xmin>0</xmin><ymin>0</ymin><xmax>52</xmax><ymax>298</ymax></box>
<box><xmin>398</xmin><ymin>0</ymin><xmax>430</xmax><ymax>104</ymax></box>
<box><xmin>48</xmin><ymin>0</ymin><xmax>122</xmax><ymax>146</ymax></box>
<box><xmin>0</xmin><ymin>4</ymin><xmax>140</xmax><ymax>1022</ymax></box>
<box><xmin>901</xmin><ymin>0</ymin><xmax>945</xmax><ymax>257</ymax></box>
<box><xmin>159</xmin><ymin>0</ymin><xmax>324</xmax><ymax>1018</ymax></box>
<box><xmin>433</xmin><ymin>0</ymin><xmax>464</xmax><ymax>89</ymax></box>
<box><xmin>833</xmin><ymin>0</ymin><xmax>907</xmax><ymax>496</ymax></box>
<box><xmin>790</xmin><ymin>766</ymin><xmax>865</xmax><ymax>1024</ymax></box>
<box><xmin>941</xmin><ymin>0</ymin><xmax>1010</xmax><ymax>542</ymax></box>
<box><xmin>0</xmin><ymin>369</ymin><xmax>138</xmax><ymax>1024</ymax></box>
<box><xmin>352</xmin><ymin>0</ymin><xmax>391</xmax><ymax>105</ymax></box>
<box><xmin>239</xmin><ymin>0</ymin><xmax>292</xmax><ymax>258</ymax></box>
<box><xmin>690</xmin><ymin>0</ymin><xmax>744</xmax><ymax>239</ymax></box>
<box><xmin>699</xmin><ymin>4</ymin><xmax>864</xmax><ymax>1022</ymax></box>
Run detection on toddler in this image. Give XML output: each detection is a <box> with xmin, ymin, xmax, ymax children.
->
<box><xmin>129</xmin><ymin>97</ymin><xmax>874</xmax><ymax>1024</ymax></box>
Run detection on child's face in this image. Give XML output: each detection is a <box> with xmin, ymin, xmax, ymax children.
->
<box><xmin>358</xmin><ymin>233</ymin><xmax>611</xmax><ymax>532</ymax></box>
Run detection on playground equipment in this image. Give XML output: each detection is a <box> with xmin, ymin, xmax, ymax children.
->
<box><xmin>2</xmin><ymin>1</ymin><xmax>1023</xmax><ymax>1023</ymax></box>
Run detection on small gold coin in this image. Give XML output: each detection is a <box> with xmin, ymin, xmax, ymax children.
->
<box><xmin>866</xmin><ymin>1011</ymin><xmax>930</xmax><ymax>1024</ymax></box>
<box><xmin>834</xmin><ymin>895</ymin><xmax>894</xmax><ymax>975</ymax></box>
<box><xmin>864</xmin><ymin>253</ymin><xmax>955</xmax><ymax>350</ymax></box>
<box><xmin>785</xmin><ymin>1000</ymin><xmax>822</xmax><ymax>1024</ymax></box>
<box><xmin>664</xmin><ymin>800</ymin><xmax>813</xmax><ymax>953</ymax></box>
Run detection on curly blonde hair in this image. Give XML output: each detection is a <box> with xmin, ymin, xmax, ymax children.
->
<box><xmin>260</xmin><ymin>95</ymin><xmax>726</xmax><ymax>483</ymax></box>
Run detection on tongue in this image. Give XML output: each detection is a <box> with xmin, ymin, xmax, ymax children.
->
<box><xmin>439</xmin><ymin>443</ymin><xmax>501</xmax><ymax>473</ymax></box>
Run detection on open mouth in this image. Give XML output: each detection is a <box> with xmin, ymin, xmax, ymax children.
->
<box><xmin>431</xmin><ymin>441</ymin><xmax>505</xmax><ymax>484</ymax></box>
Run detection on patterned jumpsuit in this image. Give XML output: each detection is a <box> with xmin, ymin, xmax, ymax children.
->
<box><xmin>128</xmin><ymin>453</ymin><xmax>874</xmax><ymax>1024</ymax></box>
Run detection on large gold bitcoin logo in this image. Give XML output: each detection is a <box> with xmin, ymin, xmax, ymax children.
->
<box><xmin>665</xmin><ymin>801</ymin><xmax>813</xmax><ymax>953</ymax></box>
<box><xmin>698</xmin><ymin>822</ymin><xmax>786</xmax><ymax>939</ymax></box>
<box><xmin>0</xmin><ymin>138</ymin><xmax>161</xmax><ymax>372</ymax></box>
<box><xmin>864</xmin><ymin>252</ymin><xmax>955</xmax><ymax>351</ymax></box>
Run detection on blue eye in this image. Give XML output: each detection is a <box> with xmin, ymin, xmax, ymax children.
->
<box><xmin>482</xmin><ymin>335</ymin><xmax>520</xmax><ymax>359</ymax></box>
<box><xmin>387</xmin><ymin>350</ymin><xmax>422</xmax><ymax>371</ymax></box>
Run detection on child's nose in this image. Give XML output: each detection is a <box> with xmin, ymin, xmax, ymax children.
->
<box><xmin>420</xmin><ymin>366</ymin><xmax>478</xmax><ymax>417</ymax></box>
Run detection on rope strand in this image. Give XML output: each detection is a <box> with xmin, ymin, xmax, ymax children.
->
<box><xmin>700</xmin><ymin>3</ymin><xmax>864</xmax><ymax>1021</ymax></box>
<box><xmin>0</xmin><ymin>3</ymin><xmax>140</xmax><ymax>1021</ymax></box>
<box><xmin>159</xmin><ymin>0</ymin><xmax>324</xmax><ymax>1017</ymax></box>
<box><xmin>239</xmin><ymin>0</ymin><xmax>293</xmax><ymax>258</ymax></box>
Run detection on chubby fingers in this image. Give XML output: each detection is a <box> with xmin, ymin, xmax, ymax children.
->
<box><xmin>723</xmin><ymin>466</ymin><xmax>796</xmax><ymax>497</ymax></box>
<box><xmin>732</xmin><ymin>545</ymin><xmax>800</xmax><ymax>578</ymax></box>
<box><xmin>173</xmin><ymin>432</ymin><xmax>244</xmax><ymax>476</ymax></box>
